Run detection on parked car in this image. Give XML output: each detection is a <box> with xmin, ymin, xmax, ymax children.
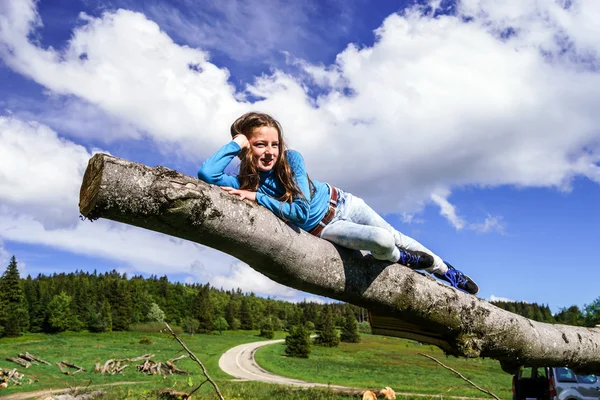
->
<box><xmin>513</xmin><ymin>367</ymin><xmax>600</xmax><ymax>400</ymax></box>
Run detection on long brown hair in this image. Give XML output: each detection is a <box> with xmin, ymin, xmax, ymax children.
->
<box><xmin>230</xmin><ymin>112</ymin><xmax>312</xmax><ymax>204</ymax></box>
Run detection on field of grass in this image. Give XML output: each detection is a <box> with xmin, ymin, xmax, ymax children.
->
<box><xmin>255</xmin><ymin>334</ymin><xmax>513</xmax><ymax>399</ymax></box>
<box><xmin>0</xmin><ymin>331</ymin><xmax>513</xmax><ymax>399</ymax></box>
<box><xmin>0</xmin><ymin>329</ymin><xmax>284</xmax><ymax>398</ymax></box>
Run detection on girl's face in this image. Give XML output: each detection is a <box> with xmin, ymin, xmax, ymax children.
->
<box><xmin>249</xmin><ymin>126</ymin><xmax>280</xmax><ymax>172</ymax></box>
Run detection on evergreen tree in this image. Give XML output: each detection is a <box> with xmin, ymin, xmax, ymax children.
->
<box><xmin>26</xmin><ymin>279</ymin><xmax>45</xmax><ymax>333</ymax></box>
<box><xmin>259</xmin><ymin>316</ymin><xmax>275</xmax><ymax>339</ymax></box>
<box><xmin>89</xmin><ymin>299</ymin><xmax>112</xmax><ymax>333</ymax></box>
<box><xmin>0</xmin><ymin>256</ymin><xmax>29</xmax><ymax>337</ymax></box>
<box><xmin>240</xmin><ymin>297</ymin><xmax>254</xmax><ymax>330</ymax></box>
<box><xmin>340</xmin><ymin>311</ymin><xmax>361</xmax><ymax>343</ymax></box>
<box><xmin>285</xmin><ymin>324</ymin><xmax>311</xmax><ymax>358</ymax></box>
<box><xmin>225</xmin><ymin>297</ymin><xmax>239</xmax><ymax>328</ymax></box>
<box><xmin>111</xmin><ymin>281</ymin><xmax>133</xmax><ymax>331</ymax></box>
<box><xmin>315</xmin><ymin>306</ymin><xmax>339</xmax><ymax>347</ymax></box>
<box><xmin>194</xmin><ymin>284</ymin><xmax>213</xmax><ymax>333</ymax></box>
<box><xmin>47</xmin><ymin>292</ymin><xmax>72</xmax><ymax>332</ymax></box>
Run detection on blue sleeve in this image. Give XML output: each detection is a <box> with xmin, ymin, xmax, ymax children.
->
<box><xmin>256</xmin><ymin>150</ymin><xmax>311</xmax><ymax>225</ymax></box>
<box><xmin>197</xmin><ymin>141</ymin><xmax>241</xmax><ymax>188</ymax></box>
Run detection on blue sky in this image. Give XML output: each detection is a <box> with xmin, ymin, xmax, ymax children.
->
<box><xmin>1</xmin><ymin>0</ymin><xmax>599</xmax><ymax>312</ymax></box>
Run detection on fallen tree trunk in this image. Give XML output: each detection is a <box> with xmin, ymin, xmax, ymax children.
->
<box><xmin>79</xmin><ymin>153</ymin><xmax>600</xmax><ymax>374</ymax></box>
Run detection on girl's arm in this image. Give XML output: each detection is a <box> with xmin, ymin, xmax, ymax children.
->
<box><xmin>256</xmin><ymin>150</ymin><xmax>311</xmax><ymax>225</ymax></box>
<box><xmin>197</xmin><ymin>141</ymin><xmax>242</xmax><ymax>188</ymax></box>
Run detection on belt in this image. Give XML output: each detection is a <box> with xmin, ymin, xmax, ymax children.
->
<box><xmin>308</xmin><ymin>185</ymin><xmax>339</xmax><ymax>237</ymax></box>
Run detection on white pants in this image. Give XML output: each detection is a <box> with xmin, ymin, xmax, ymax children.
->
<box><xmin>319</xmin><ymin>189</ymin><xmax>445</xmax><ymax>274</ymax></box>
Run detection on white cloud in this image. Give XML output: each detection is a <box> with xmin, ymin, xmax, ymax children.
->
<box><xmin>195</xmin><ymin>260</ymin><xmax>298</xmax><ymax>298</ymax></box>
<box><xmin>2</xmin><ymin>0</ymin><xmax>600</xmax><ymax>297</ymax></box>
<box><xmin>431</xmin><ymin>192</ymin><xmax>505</xmax><ymax>233</ymax></box>
<box><xmin>2</xmin><ymin>0</ymin><xmax>600</xmax><ymax>218</ymax></box>
<box><xmin>489</xmin><ymin>295</ymin><xmax>516</xmax><ymax>303</ymax></box>
<box><xmin>431</xmin><ymin>192</ymin><xmax>466</xmax><ymax>230</ymax></box>
<box><xmin>0</xmin><ymin>239</ymin><xmax>10</xmax><ymax>268</ymax></box>
<box><xmin>0</xmin><ymin>117</ymin><xmax>92</xmax><ymax>228</ymax></box>
<box><xmin>470</xmin><ymin>214</ymin><xmax>505</xmax><ymax>234</ymax></box>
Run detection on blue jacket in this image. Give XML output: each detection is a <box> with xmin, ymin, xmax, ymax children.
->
<box><xmin>197</xmin><ymin>141</ymin><xmax>330</xmax><ymax>231</ymax></box>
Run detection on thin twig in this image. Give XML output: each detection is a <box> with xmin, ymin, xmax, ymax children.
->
<box><xmin>189</xmin><ymin>379</ymin><xmax>209</xmax><ymax>397</ymax></box>
<box><xmin>418</xmin><ymin>353</ymin><xmax>501</xmax><ymax>400</ymax></box>
<box><xmin>164</xmin><ymin>322</ymin><xmax>225</xmax><ymax>400</ymax></box>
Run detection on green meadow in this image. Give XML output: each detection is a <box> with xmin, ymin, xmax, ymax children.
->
<box><xmin>256</xmin><ymin>334</ymin><xmax>513</xmax><ymax>399</ymax></box>
<box><xmin>0</xmin><ymin>331</ymin><xmax>512</xmax><ymax>399</ymax></box>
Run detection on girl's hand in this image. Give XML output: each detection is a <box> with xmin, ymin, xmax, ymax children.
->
<box><xmin>221</xmin><ymin>187</ymin><xmax>257</xmax><ymax>202</ymax></box>
<box><xmin>232</xmin><ymin>134</ymin><xmax>249</xmax><ymax>149</ymax></box>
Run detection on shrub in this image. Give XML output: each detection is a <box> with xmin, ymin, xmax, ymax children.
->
<box><xmin>358</xmin><ymin>321</ymin><xmax>372</xmax><ymax>334</ymax></box>
<box><xmin>182</xmin><ymin>317</ymin><xmax>200</xmax><ymax>335</ymax></box>
<box><xmin>304</xmin><ymin>321</ymin><xmax>315</xmax><ymax>332</ymax></box>
<box><xmin>285</xmin><ymin>325</ymin><xmax>311</xmax><ymax>358</ymax></box>
<box><xmin>139</xmin><ymin>336</ymin><xmax>153</xmax><ymax>345</ymax></box>
<box><xmin>214</xmin><ymin>316</ymin><xmax>229</xmax><ymax>335</ymax></box>
<box><xmin>146</xmin><ymin>303</ymin><xmax>166</xmax><ymax>323</ymax></box>
<box><xmin>129</xmin><ymin>322</ymin><xmax>183</xmax><ymax>334</ymax></box>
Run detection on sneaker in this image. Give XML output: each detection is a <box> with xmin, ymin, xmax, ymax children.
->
<box><xmin>397</xmin><ymin>249</ymin><xmax>434</xmax><ymax>270</ymax></box>
<box><xmin>435</xmin><ymin>262</ymin><xmax>479</xmax><ymax>295</ymax></box>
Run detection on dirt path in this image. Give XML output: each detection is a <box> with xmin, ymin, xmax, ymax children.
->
<box><xmin>1</xmin><ymin>382</ymin><xmax>138</xmax><ymax>400</ymax></box>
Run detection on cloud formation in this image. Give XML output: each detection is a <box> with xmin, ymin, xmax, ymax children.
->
<box><xmin>1</xmin><ymin>0</ymin><xmax>600</xmax><ymax>297</ymax></box>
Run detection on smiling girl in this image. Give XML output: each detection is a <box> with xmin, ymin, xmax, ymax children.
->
<box><xmin>198</xmin><ymin>112</ymin><xmax>478</xmax><ymax>295</ymax></box>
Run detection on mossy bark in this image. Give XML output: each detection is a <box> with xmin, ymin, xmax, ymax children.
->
<box><xmin>79</xmin><ymin>153</ymin><xmax>600</xmax><ymax>374</ymax></box>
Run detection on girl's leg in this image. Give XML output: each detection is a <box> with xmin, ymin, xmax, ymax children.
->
<box><xmin>334</xmin><ymin>193</ymin><xmax>446</xmax><ymax>274</ymax></box>
<box><xmin>320</xmin><ymin>220</ymin><xmax>401</xmax><ymax>263</ymax></box>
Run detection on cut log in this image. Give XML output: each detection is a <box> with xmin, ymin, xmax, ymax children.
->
<box><xmin>101</xmin><ymin>360</ymin><xmax>114</xmax><ymax>375</ymax></box>
<box><xmin>61</xmin><ymin>361</ymin><xmax>86</xmax><ymax>371</ymax></box>
<box><xmin>79</xmin><ymin>153</ymin><xmax>600</xmax><ymax>374</ymax></box>
<box><xmin>165</xmin><ymin>361</ymin><xmax>189</xmax><ymax>375</ymax></box>
<box><xmin>168</xmin><ymin>355</ymin><xmax>187</xmax><ymax>363</ymax></box>
<box><xmin>56</xmin><ymin>362</ymin><xmax>68</xmax><ymax>375</ymax></box>
<box><xmin>6</xmin><ymin>357</ymin><xmax>30</xmax><ymax>368</ymax></box>
<box><xmin>21</xmin><ymin>352</ymin><xmax>51</xmax><ymax>365</ymax></box>
<box><xmin>113</xmin><ymin>364</ymin><xmax>128</xmax><ymax>374</ymax></box>
<box><xmin>128</xmin><ymin>354</ymin><xmax>154</xmax><ymax>362</ymax></box>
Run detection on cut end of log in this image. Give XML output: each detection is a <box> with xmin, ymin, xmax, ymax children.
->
<box><xmin>79</xmin><ymin>153</ymin><xmax>108</xmax><ymax>218</ymax></box>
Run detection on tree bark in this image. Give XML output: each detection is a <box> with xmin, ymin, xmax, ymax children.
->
<box><xmin>79</xmin><ymin>153</ymin><xmax>600</xmax><ymax>374</ymax></box>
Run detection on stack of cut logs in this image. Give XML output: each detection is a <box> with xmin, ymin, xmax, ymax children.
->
<box><xmin>6</xmin><ymin>352</ymin><xmax>51</xmax><ymax>368</ymax></box>
<box><xmin>92</xmin><ymin>354</ymin><xmax>189</xmax><ymax>376</ymax></box>
<box><xmin>0</xmin><ymin>367</ymin><xmax>26</xmax><ymax>388</ymax></box>
<box><xmin>93</xmin><ymin>358</ymin><xmax>130</xmax><ymax>375</ymax></box>
<box><xmin>136</xmin><ymin>354</ymin><xmax>189</xmax><ymax>376</ymax></box>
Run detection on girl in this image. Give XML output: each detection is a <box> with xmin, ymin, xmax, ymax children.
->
<box><xmin>198</xmin><ymin>112</ymin><xmax>478</xmax><ymax>295</ymax></box>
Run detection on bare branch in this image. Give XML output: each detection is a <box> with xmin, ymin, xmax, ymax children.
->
<box><xmin>419</xmin><ymin>353</ymin><xmax>500</xmax><ymax>400</ymax></box>
<box><xmin>164</xmin><ymin>322</ymin><xmax>225</xmax><ymax>400</ymax></box>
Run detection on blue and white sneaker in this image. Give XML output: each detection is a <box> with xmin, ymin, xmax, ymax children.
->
<box><xmin>398</xmin><ymin>249</ymin><xmax>434</xmax><ymax>270</ymax></box>
<box><xmin>435</xmin><ymin>262</ymin><xmax>479</xmax><ymax>295</ymax></box>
